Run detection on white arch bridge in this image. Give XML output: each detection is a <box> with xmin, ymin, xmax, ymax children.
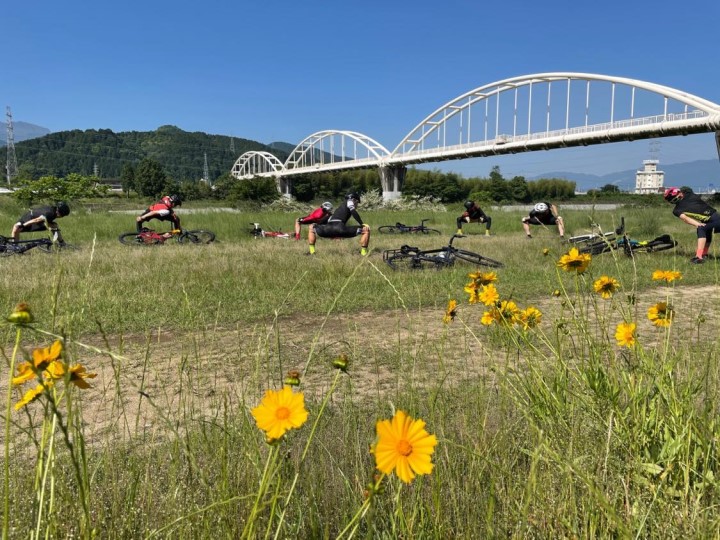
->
<box><xmin>231</xmin><ymin>72</ymin><xmax>720</xmax><ymax>199</ymax></box>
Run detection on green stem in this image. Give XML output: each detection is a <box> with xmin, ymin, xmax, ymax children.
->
<box><xmin>3</xmin><ymin>327</ymin><xmax>22</xmax><ymax>540</ymax></box>
<box><xmin>272</xmin><ymin>369</ymin><xmax>343</xmax><ymax>539</ymax></box>
<box><xmin>242</xmin><ymin>444</ymin><xmax>280</xmax><ymax>540</ymax></box>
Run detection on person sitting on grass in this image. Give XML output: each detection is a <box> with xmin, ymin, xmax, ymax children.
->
<box><xmin>307</xmin><ymin>193</ymin><xmax>370</xmax><ymax>256</ymax></box>
<box><xmin>11</xmin><ymin>201</ymin><xmax>70</xmax><ymax>244</ymax></box>
<box><xmin>522</xmin><ymin>202</ymin><xmax>565</xmax><ymax>239</ymax></box>
<box><xmin>664</xmin><ymin>186</ymin><xmax>720</xmax><ymax>264</ymax></box>
<box><xmin>136</xmin><ymin>194</ymin><xmax>182</xmax><ymax>234</ymax></box>
<box><xmin>294</xmin><ymin>202</ymin><xmax>333</xmax><ymax>240</ymax></box>
<box><xmin>457</xmin><ymin>200</ymin><xmax>492</xmax><ymax>236</ymax></box>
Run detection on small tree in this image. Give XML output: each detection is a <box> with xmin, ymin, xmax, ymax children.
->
<box><xmin>12</xmin><ymin>174</ymin><xmax>110</xmax><ymax>206</ymax></box>
<box><xmin>134</xmin><ymin>158</ymin><xmax>168</xmax><ymax>198</ymax></box>
<box><xmin>120</xmin><ymin>163</ymin><xmax>136</xmax><ymax>196</ymax></box>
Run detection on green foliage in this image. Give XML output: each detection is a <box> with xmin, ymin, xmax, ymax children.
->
<box><xmin>229</xmin><ymin>177</ymin><xmax>281</xmax><ymax>203</ymax></box>
<box><xmin>403</xmin><ymin>168</ymin><xmax>466</xmax><ymax>202</ymax></box>
<box><xmin>120</xmin><ymin>163</ymin><xmax>135</xmax><ymax>195</ymax></box>
<box><xmin>134</xmin><ymin>158</ymin><xmax>168</xmax><ymax>198</ymax></box>
<box><xmin>12</xmin><ymin>173</ymin><xmax>110</xmax><ymax>205</ymax></box>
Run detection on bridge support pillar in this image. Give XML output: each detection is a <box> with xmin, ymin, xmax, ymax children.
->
<box><xmin>379</xmin><ymin>165</ymin><xmax>407</xmax><ymax>200</ymax></box>
<box><xmin>715</xmin><ymin>131</ymin><xmax>720</xmax><ymax>161</ymax></box>
<box><xmin>277</xmin><ymin>176</ymin><xmax>292</xmax><ymax>198</ymax></box>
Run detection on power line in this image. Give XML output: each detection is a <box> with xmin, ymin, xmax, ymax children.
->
<box><xmin>6</xmin><ymin>106</ymin><xmax>18</xmax><ymax>184</ymax></box>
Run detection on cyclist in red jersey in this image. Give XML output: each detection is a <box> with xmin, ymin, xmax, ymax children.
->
<box><xmin>307</xmin><ymin>193</ymin><xmax>370</xmax><ymax>256</ymax></box>
<box><xmin>136</xmin><ymin>194</ymin><xmax>182</xmax><ymax>233</ymax></box>
<box><xmin>294</xmin><ymin>202</ymin><xmax>333</xmax><ymax>240</ymax></box>
<box><xmin>664</xmin><ymin>186</ymin><xmax>720</xmax><ymax>264</ymax></box>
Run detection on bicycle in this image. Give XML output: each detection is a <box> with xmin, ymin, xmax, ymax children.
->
<box><xmin>383</xmin><ymin>234</ymin><xmax>504</xmax><ymax>270</ymax></box>
<box><xmin>249</xmin><ymin>223</ymin><xmax>291</xmax><ymax>239</ymax></box>
<box><xmin>378</xmin><ymin>219</ymin><xmax>441</xmax><ymax>235</ymax></box>
<box><xmin>569</xmin><ymin>217</ymin><xmax>677</xmax><ymax>256</ymax></box>
<box><xmin>119</xmin><ymin>228</ymin><xmax>215</xmax><ymax>245</ymax></box>
<box><xmin>0</xmin><ymin>234</ymin><xmax>77</xmax><ymax>256</ymax></box>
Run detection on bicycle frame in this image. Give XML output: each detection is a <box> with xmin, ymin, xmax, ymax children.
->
<box><xmin>250</xmin><ymin>223</ymin><xmax>290</xmax><ymax>239</ymax></box>
<box><xmin>573</xmin><ymin>217</ymin><xmax>677</xmax><ymax>256</ymax></box>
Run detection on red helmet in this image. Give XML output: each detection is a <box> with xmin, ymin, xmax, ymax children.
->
<box><xmin>663</xmin><ymin>187</ymin><xmax>683</xmax><ymax>203</ymax></box>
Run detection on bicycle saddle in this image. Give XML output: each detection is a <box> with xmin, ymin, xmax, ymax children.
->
<box><xmin>399</xmin><ymin>245</ymin><xmax>419</xmax><ymax>254</ymax></box>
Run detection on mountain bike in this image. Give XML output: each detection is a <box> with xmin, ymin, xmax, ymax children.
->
<box><xmin>249</xmin><ymin>223</ymin><xmax>291</xmax><ymax>239</ymax></box>
<box><xmin>0</xmin><ymin>234</ymin><xmax>77</xmax><ymax>256</ymax></box>
<box><xmin>570</xmin><ymin>217</ymin><xmax>677</xmax><ymax>256</ymax></box>
<box><xmin>378</xmin><ymin>219</ymin><xmax>441</xmax><ymax>235</ymax></box>
<box><xmin>119</xmin><ymin>228</ymin><xmax>215</xmax><ymax>245</ymax></box>
<box><xmin>383</xmin><ymin>234</ymin><xmax>504</xmax><ymax>270</ymax></box>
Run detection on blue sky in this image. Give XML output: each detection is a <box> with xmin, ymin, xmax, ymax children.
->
<box><xmin>3</xmin><ymin>0</ymin><xmax>720</xmax><ymax>179</ymax></box>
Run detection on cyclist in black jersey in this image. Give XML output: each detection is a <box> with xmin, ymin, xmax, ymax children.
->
<box><xmin>664</xmin><ymin>186</ymin><xmax>720</xmax><ymax>264</ymax></box>
<box><xmin>307</xmin><ymin>193</ymin><xmax>370</xmax><ymax>256</ymax></box>
<box><xmin>11</xmin><ymin>202</ymin><xmax>70</xmax><ymax>243</ymax></box>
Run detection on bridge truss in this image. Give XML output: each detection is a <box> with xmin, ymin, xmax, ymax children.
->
<box><xmin>230</xmin><ymin>73</ymin><xmax>720</xmax><ymax>194</ymax></box>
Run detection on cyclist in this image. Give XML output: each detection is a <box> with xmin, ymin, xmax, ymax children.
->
<box><xmin>522</xmin><ymin>202</ymin><xmax>565</xmax><ymax>238</ymax></box>
<box><xmin>136</xmin><ymin>194</ymin><xmax>182</xmax><ymax>234</ymax></box>
<box><xmin>11</xmin><ymin>201</ymin><xmax>70</xmax><ymax>244</ymax></box>
<box><xmin>457</xmin><ymin>200</ymin><xmax>492</xmax><ymax>236</ymax></box>
<box><xmin>294</xmin><ymin>201</ymin><xmax>333</xmax><ymax>240</ymax></box>
<box><xmin>307</xmin><ymin>193</ymin><xmax>370</xmax><ymax>256</ymax></box>
<box><xmin>664</xmin><ymin>186</ymin><xmax>720</xmax><ymax>264</ymax></box>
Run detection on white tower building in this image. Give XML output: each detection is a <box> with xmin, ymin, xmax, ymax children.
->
<box><xmin>635</xmin><ymin>160</ymin><xmax>664</xmax><ymax>194</ymax></box>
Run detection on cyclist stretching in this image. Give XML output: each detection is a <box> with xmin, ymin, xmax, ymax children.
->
<box><xmin>308</xmin><ymin>193</ymin><xmax>370</xmax><ymax>256</ymax></box>
<box><xmin>664</xmin><ymin>186</ymin><xmax>720</xmax><ymax>264</ymax></box>
<box><xmin>136</xmin><ymin>195</ymin><xmax>182</xmax><ymax>233</ymax></box>
<box><xmin>11</xmin><ymin>201</ymin><xmax>70</xmax><ymax>243</ymax></box>
<box><xmin>522</xmin><ymin>202</ymin><xmax>565</xmax><ymax>238</ymax></box>
<box><xmin>457</xmin><ymin>200</ymin><xmax>492</xmax><ymax>236</ymax></box>
<box><xmin>294</xmin><ymin>202</ymin><xmax>333</xmax><ymax>240</ymax></box>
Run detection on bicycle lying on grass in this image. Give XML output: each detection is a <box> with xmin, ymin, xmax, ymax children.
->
<box><xmin>378</xmin><ymin>219</ymin><xmax>441</xmax><ymax>235</ymax></box>
<box><xmin>0</xmin><ymin>234</ymin><xmax>77</xmax><ymax>256</ymax></box>
<box><xmin>569</xmin><ymin>217</ymin><xmax>677</xmax><ymax>256</ymax></box>
<box><xmin>249</xmin><ymin>223</ymin><xmax>291</xmax><ymax>239</ymax></box>
<box><xmin>119</xmin><ymin>228</ymin><xmax>215</xmax><ymax>245</ymax></box>
<box><xmin>383</xmin><ymin>234</ymin><xmax>504</xmax><ymax>270</ymax></box>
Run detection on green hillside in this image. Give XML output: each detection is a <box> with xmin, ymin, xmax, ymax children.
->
<box><xmin>12</xmin><ymin>125</ymin><xmax>289</xmax><ymax>182</ymax></box>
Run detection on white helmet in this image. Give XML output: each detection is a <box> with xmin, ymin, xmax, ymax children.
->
<box><xmin>534</xmin><ymin>202</ymin><xmax>549</xmax><ymax>213</ymax></box>
<box><xmin>321</xmin><ymin>201</ymin><xmax>333</xmax><ymax>211</ymax></box>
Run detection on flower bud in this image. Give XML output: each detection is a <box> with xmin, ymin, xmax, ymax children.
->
<box><xmin>332</xmin><ymin>354</ymin><xmax>349</xmax><ymax>372</ymax></box>
<box><xmin>284</xmin><ymin>370</ymin><xmax>301</xmax><ymax>386</ymax></box>
<box><xmin>7</xmin><ymin>303</ymin><xmax>34</xmax><ymax>324</ymax></box>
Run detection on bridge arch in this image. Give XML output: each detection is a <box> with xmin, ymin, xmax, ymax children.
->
<box><xmin>391</xmin><ymin>72</ymin><xmax>720</xmax><ymax>160</ymax></box>
<box><xmin>230</xmin><ymin>151</ymin><xmax>291</xmax><ymax>195</ymax></box>
<box><xmin>284</xmin><ymin>130</ymin><xmax>391</xmax><ymax>172</ymax></box>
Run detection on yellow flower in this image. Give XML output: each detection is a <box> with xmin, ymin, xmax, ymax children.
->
<box><xmin>647</xmin><ymin>302</ymin><xmax>673</xmax><ymax>327</ymax></box>
<box><xmin>374</xmin><ymin>410</ymin><xmax>438</xmax><ymax>484</ymax></box>
<box><xmin>464</xmin><ymin>283</ymin><xmax>480</xmax><ymax>304</ymax></box>
<box><xmin>519</xmin><ymin>306</ymin><xmax>542</xmax><ymax>328</ymax></box>
<box><xmin>251</xmin><ymin>386</ymin><xmax>309</xmax><ymax>440</ymax></box>
<box><xmin>480</xmin><ymin>310</ymin><xmax>497</xmax><ymax>326</ymax></box>
<box><xmin>552</xmin><ymin>289</ymin><xmax>561</xmax><ymax>297</ymax></box>
<box><xmin>14</xmin><ymin>382</ymin><xmax>54</xmax><ymax>410</ymax></box>
<box><xmin>481</xmin><ymin>300</ymin><xmax>520</xmax><ymax>326</ymax></box>
<box><xmin>615</xmin><ymin>322</ymin><xmax>637</xmax><ymax>347</ymax></box>
<box><xmin>12</xmin><ymin>340</ymin><xmax>64</xmax><ymax>385</ymax></box>
<box><xmin>557</xmin><ymin>248</ymin><xmax>591</xmax><ymax>274</ymax></box>
<box><xmin>652</xmin><ymin>270</ymin><xmax>682</xmax><ymax>283</ymax></box>
<box><xmin>478</xmin><ymin>284</ymin><xmax>500</xmax><ymax>306</ymax></box>
<box><xmin>443</xmin><ymin>300</ymin><xmax>458</xmax><ymax>324</ymax></box>
<box><xmin>468</xmin><ymin>271</ymin><xmax>497</xmax><ymax>286</ymax></box>
<box><xmin>593</xmin><ymin>276</ymin><xmax>620</xmax><ymax>299</ymax></box>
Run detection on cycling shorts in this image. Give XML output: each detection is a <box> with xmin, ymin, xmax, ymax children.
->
<box><xmin>314</xmin><ymin>222</ymin><xmax>363</xmax><ymax>238</ymax></box>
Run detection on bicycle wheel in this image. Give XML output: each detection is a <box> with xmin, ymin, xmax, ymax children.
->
<box><xmin>386</xmin><ymin>253</ymin><xmax>448</xmax><ymax>270</ymax></box>
<box><xmin>454</xmin><ymin>249</ymin><xmax>504</xmax><ymax>268</ymax></box>
<box><xmin>179</xmin><ymin>230</ymin><xmax>215</xmax><ymax>244</ymax></box>
<box><xmin>119</xmin><ymin>232</ymin><xmax>146</xmax><ymax>245</ymax></box>
<box><xmin>579</xmin><ymin>241</ymin><xmax>614</xmax><ymax>256</ymax></box>
<box><xmin>419</xmin><ymin>228</ymin><xmax>442</xmax><ymax>235</ymax></box>
<box><xmin>630</xmin><ymin>238</ymin><xmax>678</xmax><ymax>254</ymax></box>
<box><xmin>378</xmin><ymin>226</ymin><xmax>398</xmax><ymax>234</ymax></box>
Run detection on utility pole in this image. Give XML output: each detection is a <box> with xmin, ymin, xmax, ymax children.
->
<box><xmin>5</xmin><ymin>106</ymin><xmax>18</xmax><ymax>185</ymax></box>
<box><xmin>230</xmin><ymin>136</ymin><xmax>235</xmax><ymax>155</ymax></box>
<box><xmin>203</xmin><ymin>152</ymin><xmax>211</xmax><ymax>185</ymax></box>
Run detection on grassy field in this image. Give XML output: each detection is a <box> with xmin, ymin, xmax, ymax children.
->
<box><xmin>2</xmin><ymin>201</ymin><xmax>720</xmax><ymax>538</ymax></box>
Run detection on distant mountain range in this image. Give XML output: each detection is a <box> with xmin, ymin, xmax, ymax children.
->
<box><xmin>0</xmin><ymin>121</ymin><xmax>51</xmax><ymax>145</ymax></box>
<box><xmin>529</xmin><ymin>159</ymin><xmax>720</xmax><ymax>192</ymax></box>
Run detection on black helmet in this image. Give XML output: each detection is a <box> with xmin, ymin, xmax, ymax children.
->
<box><xmin>169</xmin><ymin>194</ymin><xmax>182</xmax><ymax>207</ymax></box>
<box><xmin>464</xmin><ymin>200</ymin><xmax>474</xmax><ymax>210</ymax></box>
<box><xmin>346</xmin><ymin>192</ymin><xmax>360</xmax><ymax>203</ymax></box>
<box><xmin>56</xmin><ymin>201</ymin><xmax>70</xmax><ymax>217</ymax></box>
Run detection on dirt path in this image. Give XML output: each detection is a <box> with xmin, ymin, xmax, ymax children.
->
<box><xmin>3</xmin><ymin>284</ymin><xmax>719</xmax><ymax>446</ymax></box>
